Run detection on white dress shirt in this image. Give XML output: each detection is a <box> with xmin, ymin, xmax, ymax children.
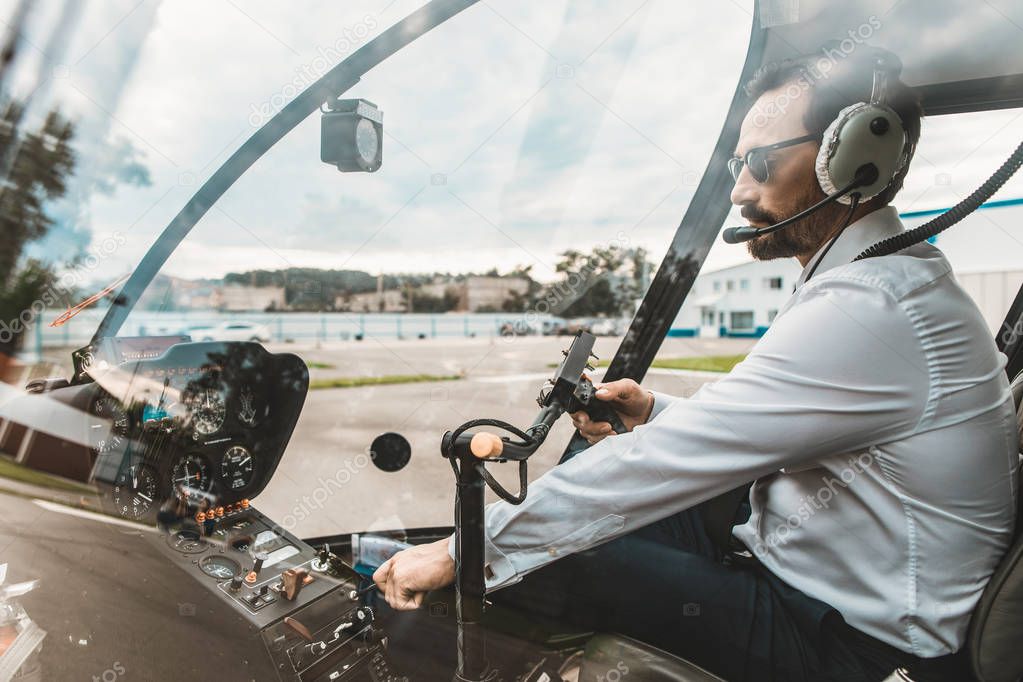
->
<box><xmin>461</xmin><ymin>205</ymin><xmax>1019</xmax><ymax>658</ymax></box>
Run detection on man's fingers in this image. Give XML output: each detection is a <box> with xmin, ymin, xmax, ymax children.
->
<box><xmin>392</xmin><ymin>584</ymin><xmax>425</xmax><ymax>611</ymax></box>
<box><xmin>372</xmin><ymin>558</ymin><xmax>392</xmax><ymax>591</ymax></box>
<box><xmin>594</xmin><ymin>379</ymin><xmax>637</xmax><ymax>402</ymax></box>
<box><xmin>384</xmin><ymin>562</ymin><xmax>401</xmax><ymax>608</ymax></box>
<box><xmin>380</xmin><ymin>557</ymin><xmax>423</xmax><ymax>611</ymax></box>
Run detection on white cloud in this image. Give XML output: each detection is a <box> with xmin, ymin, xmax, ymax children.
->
<box><xmin>6</xmin><ymin>0</ymin><xmax>1022</xmax><ymax>286</ymax></box>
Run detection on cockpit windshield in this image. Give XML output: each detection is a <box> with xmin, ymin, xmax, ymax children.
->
<box><xmin>2</xmin><ymin>1</ymin><xmax>1023</xmax><ymax>681</ymax></box>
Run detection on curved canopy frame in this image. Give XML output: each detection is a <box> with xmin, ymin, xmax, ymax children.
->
<box><xmin>602</xmin><ymin>0</ymin><xmax>1023</xmax><ymax>391</ymax></box>
<box><xmin>90</xmin><ymin>0</ymin><xmax>481</xmax><ymax>344</ymax></box>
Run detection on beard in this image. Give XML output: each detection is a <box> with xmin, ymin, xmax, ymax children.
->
<box><xmin>744</xmin><ymin>185</ymin><xmax>851</xmax><ymax>261</ymax></box>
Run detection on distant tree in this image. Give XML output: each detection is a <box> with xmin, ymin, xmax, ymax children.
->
<box><xmin>538</xmin><ymin>245</ymin><xmax>654</xmax><ymax>318</ymax></box>
<box><xmin>501</xmin><ymin>289</ymin><xmax>529</xmax><ymax>312</ymax></box>
<box><xmin>0</xmin><ymin>105</ymin><xmax>76</xmax><ymax>355</ymax></box>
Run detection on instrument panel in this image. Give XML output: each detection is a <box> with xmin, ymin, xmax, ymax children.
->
<box><xmin>77</xmin><ymin>340</ymin><xmax>308</xmax><ymax>520</ymax></box>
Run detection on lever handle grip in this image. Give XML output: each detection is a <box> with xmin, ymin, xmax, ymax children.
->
<box><xmin>469</xmin><ymin>432</ymin><xmax>504</xmax><ymax>458</ymax></box>
<box><xmin>582</xmin><ymin>399</ymin><xmax>629</xmax><ymax>436</ymax></box>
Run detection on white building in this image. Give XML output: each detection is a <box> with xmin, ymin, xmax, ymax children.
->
<box><xmin>671</xmin><ymin>259</ymin><xmax>800</xmax><ymax>338</ymax></box>
<box><xmin>955</xmin><ymin>269</ymin><xmax>1023</xmax><ymax>334</ymax></box>
<box><xmin>341</xmin><ymin>289</ymin><xmax>409</xmax><ymax>313</ymax></box>
<box><xmin>669</xmin><ymin>201</ymin><xmax>1023</xmax><ymax>338</ymax></box>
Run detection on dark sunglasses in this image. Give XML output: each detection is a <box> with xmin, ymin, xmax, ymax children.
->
<box><xmin>727</xmin><ymin>134</ymin><xmax>817</xmax><ymax>183</ymax></box>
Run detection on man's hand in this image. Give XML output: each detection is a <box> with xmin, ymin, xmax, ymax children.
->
<box><xmin>372</xmin><ymin>538</ymin><xmax>455</xmax><ymax>611</ymax></box>
<box><xmin>570</xmin><ymin>378</ymin><xmax>654</xmax><ymax>444</ymax></box>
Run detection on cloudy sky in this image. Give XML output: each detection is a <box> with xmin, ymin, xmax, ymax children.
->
<box><xmin>3</xmin><ymin>0</ymin><xmax>1023</xmax><ymax>287</ymax></box>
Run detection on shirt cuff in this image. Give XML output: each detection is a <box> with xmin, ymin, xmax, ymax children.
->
<box><xmin>445</xmin><ymin>532</ymin><xmax>524</xmax><ymax>591</ymax></box>
<box><xmin>648</xmin><ymin>390</ymin><xmax>678</xmax><ymax>421</ymax></box>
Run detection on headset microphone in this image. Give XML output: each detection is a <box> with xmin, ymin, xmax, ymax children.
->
<box><xmin>722</xmin><ymin>165</ymin><xmax>879</xmax><ymax>244</ymax></box>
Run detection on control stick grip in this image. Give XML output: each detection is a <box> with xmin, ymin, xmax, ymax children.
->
<box><xmin>469</xmin><ymin>432</ymin><xmax>503</xmax><ymax>459</ymax></box>
<box><xmin>581</xmin><ymin>398</ymin><xmax>629</xmax><ymax>436</ymax></box>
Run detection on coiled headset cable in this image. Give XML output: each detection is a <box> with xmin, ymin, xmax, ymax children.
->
<box><xmin>855</xmin><ymin>140</ymin><xmax>1023</xmax><ymax>261</ymax></box>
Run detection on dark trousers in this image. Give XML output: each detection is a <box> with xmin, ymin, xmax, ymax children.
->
<box><xmin>489</xmin><ymin>501</ymin><xmax>970</xmax><ymax>682</ymax></box>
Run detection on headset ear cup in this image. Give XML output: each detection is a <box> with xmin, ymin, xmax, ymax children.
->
<box><xmin>815</xmin><ymin>103</ymin><xmax>868</xmax><ymax>203</ymax></box>
<box><xmin>815</xmin><ymin>102</ymin><xmax>907</xmax><ymax>204</ymax></box>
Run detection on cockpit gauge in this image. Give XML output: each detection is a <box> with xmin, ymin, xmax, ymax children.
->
<box><xmin>237</xmin><ymin>386</ymin><xmax>262</xmax><ymax>426</ymax></box>
<box><xmin>171</xmin><ymin>453</ymin><xmax>213</xmax><ymax>497</ymax></box>
<box><xmin>222</xmin><ymin>445</ymin><xmax>255</xmax><ymax>491</ymax></box>
<box><xmin>166</xmin><ymin>528</ymin><xmax>207</xmax><ymax>554</ymax></box>
<box><xmin>88</xmin><ymin>396</ymin><xmax>129</xmax><ymax>453</ymax></box>
<box><xmin>112</xmin><ymin>463</ymin><xmax>158</xmax><ymax>519</ymax></box>
<box><xmin>199</xmin><ymin>555</ymin><xmax>241</xmax><ymax>580</ymax></box>
<box><xmin>185</xmin><ymin>387</ymin><xmax>226</xmax><ymax>436</ymax></box>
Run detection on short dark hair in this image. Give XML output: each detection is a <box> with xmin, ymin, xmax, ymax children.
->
<box><xmin>744</xmin><ymin>44</ymin><xmax>923</xmax><ymax>206</ymax></box>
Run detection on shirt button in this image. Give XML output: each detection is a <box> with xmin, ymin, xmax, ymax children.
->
<box><xmin>547</xmin><ymin>547</ymin><xmax>558</xmax><ymax>557</ymax></box>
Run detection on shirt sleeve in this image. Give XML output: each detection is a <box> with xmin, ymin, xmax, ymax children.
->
<box><xmin>648</xmin><ymin>390</ymin><xmax>679</xmax><ymax>420</ymax></box>
<box><xmin>479</xmin><ymin>275</ymin><xmax>931</xmax><ymax>590</ymax></box>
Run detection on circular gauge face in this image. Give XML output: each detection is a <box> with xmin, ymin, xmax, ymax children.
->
<box><xmin>222</xmin><ymin>445</ymin><xmax>255</xmax><ymax>491</ymax></box>
<box><xmin>199</xmin><ymin>555</ymin><xmax>241</xmax><ymax>580</ymax></box>
<box><xmin>355</xmin><ymin>118</ymin><xmax>379</xmax><ymax>164</ymax></box>
<box><xmin>88</xmin><ymin>396</ymin><xmax>129</xmax><ymax>453</ymax></box>
<box><xmin>166</xmin><ymin>529</ymin><xmax>207</xmax><ymax>554</ymax></box>
<box><xmin>112</xmin><ymin>463</ymin><xmax>158</xmax><ymax>519</ymax></box>
<box><xmin>171</xmin><ymin>453</ymin><xmax>213</xmax><ymax>497</ymax></box>
<box><xmin>185</xmin><ymin>387</ymin><xmax>226</xmax><ymax>436</ymax></box>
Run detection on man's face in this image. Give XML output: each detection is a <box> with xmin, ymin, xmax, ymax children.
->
<box><xmin>730</xmin><ymin>84</ymin><xmax>847</xmax><ymax>261</ymax></box>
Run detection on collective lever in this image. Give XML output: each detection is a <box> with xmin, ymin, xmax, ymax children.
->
<box><xmin>281</xmin><ymin>567</ymin><xmax>310</xmax><ymax>601</ymax></box>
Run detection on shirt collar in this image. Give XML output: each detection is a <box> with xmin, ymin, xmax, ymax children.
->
<box><xmin>795</xmin><ymin>205</ymin><xmax>905</xmax><ymax>287</ymax></box>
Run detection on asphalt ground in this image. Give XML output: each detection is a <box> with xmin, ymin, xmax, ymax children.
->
<box><xmin>254</xmin><ymin>335</ymin><xmax>756</xmax><ymax>538</ymax></box>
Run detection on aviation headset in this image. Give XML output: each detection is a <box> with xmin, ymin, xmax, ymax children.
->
<box><xmin>813</xmin><ymin>49</ymin><xmax>912</xmax><ymax>204</ymax></box>
<box><xmin>723</xmin><ymin>47</ymin><xmax>913</xmax><ymax>246</ymax></box>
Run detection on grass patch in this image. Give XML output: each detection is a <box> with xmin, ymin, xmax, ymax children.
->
<box><xmin>305</xmin><ymin>361</ymin><xmax>336</xmax><ymax>369</ymax></box>
<box><xmin>650</xmin><ymin>355</ymin><xmax>746</xmax><ymax>372</ymax></box>
<box><xmin>548</xmin><ymin>354</ymin><xmax>747</xmax><ymax>373</ymax></box>
<box><xmin>309</xmin><ymin>373</ymin><xmax>462</xmax><ymax>390</ymax></box>
<box><xmin>0</xmin><ymin>456</ymin><xmax>97</xmax><ymax>493</ymax></box>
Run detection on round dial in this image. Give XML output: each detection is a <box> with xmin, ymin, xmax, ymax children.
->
<box><xmin>171</xmin><ymin>453</ymin><xmax>213</xmax><ymax>497</ymax></box>
<box><xmin>185</xmin><ymin>387</ymin><xmax>225</xmax><ymax>436</ymax></box>
<box><xmin>166</xmin><ymin>529</ymin><xmax>207</xmax><ymax>554</ymax></box>
<box><xmin>222</xmin><ymin>445</ymin><xmax>255</xmax><ymax>491</ymax></box>
<box><xmin>355</xmin><ymin>118</ymin><xmax>378</xmax><ymax>164</ymax></box>
<box><xmin>199</xmin><ymin>555</ymin><xmax>241</xmax><ymax>580</ymax></box>
<box><xmin>113</xmin><ymin>463</ymin><xmax>158</xmax><ymax>519</ymax></box>
<box><xmin>89</xmin><ymin>396</ymin><xmax>129</xmax><ymax>453</ymax></box>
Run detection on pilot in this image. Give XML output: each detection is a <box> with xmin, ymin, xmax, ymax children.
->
<box><xmin>374</xmin><ymin>47</ymin><xmax>1019</xmax><ymax>681</ymax></box>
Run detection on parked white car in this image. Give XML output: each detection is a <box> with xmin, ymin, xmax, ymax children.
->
<box><xmin>189</xmin><ymin>321</ymin><xmax>272</xmax><ymax>343</ymax></box>
<box><xmin>589</xmin><ymin>318</ymin><xmax>625</xmax><ymax>336</ymax></box>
